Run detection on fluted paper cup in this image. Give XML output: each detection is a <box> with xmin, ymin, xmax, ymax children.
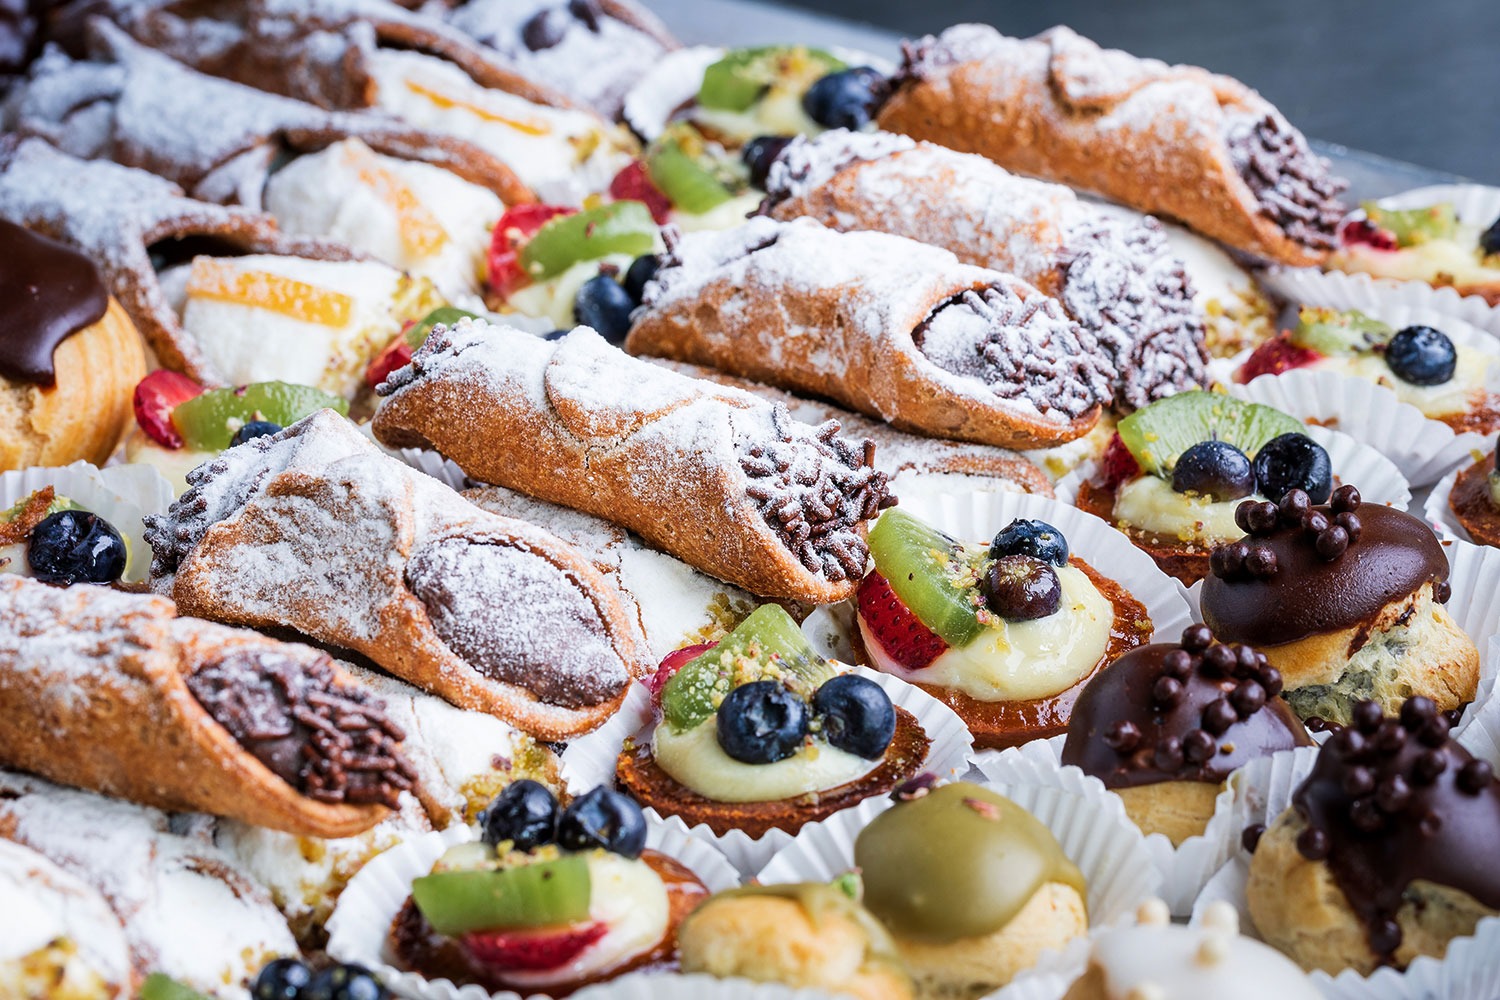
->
<box><xmin>573</xmin><ymin>974</ymin><xmax>826</xmax><ymax>1000</ymax></box>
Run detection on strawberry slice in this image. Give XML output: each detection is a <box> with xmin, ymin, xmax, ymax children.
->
<box><xmin>856</xmin><ymin>572</ymin><xmax>947</xmax><ymax>671</ymax></box>
<box><xmin>462</xmin><ymin>921</ymin><xmax>608</xmax><ymax>973</ymax></box>
<box><xmin>649</xmin><ymin>642</ymin><xmax>717</xmax><ymax>705</ymax></box>
<box><xmin>1099</xmin><ymin>433</ymin><xmax>1142</xmax><ymax>491</ymax></box>
<box><xmin>608</xmin><ymin>161</ymin><xmax>672</xmax><ymax>224</ymax></box>
<box><xmin>133</xmin><ymin>370</ymin><xmax>204</xmax><ymax>449</ymax></box>
<box><xmin>1237</xmin><ymin>334</ymin><xmax>1323</xmax><ymax>384</ymax></box>
<box><xmin>366</xmin><ymin>322</ymin><xmax>418</xmax><ymax>390</ymax></box>
<box><xmin>1341</xmin><ymin>218</ymin><xmax>1398</xmax><ymax>251</ymax></box>
<box><xmin>486</xmin><ymin>204</ymin><xmax>575</xmax><ymax>301</ymax></box>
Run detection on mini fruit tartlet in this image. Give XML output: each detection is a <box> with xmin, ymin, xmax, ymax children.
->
<box><xmin>855</xmin><ymin>508</ymin><xmax>1151</xmax><ymax>749</ymax></box>
<box><xmin>1445</xmin><ymin>443</ymin><xmax>1500</xmax><ymax>546</ymax></box>
<box><xmin>1061</xmin><ymin>624</ymin><xmax>1313</xmax><ymax>846</ymax></box>
<box><xmin>1246</xmin><ymin>697</ymin><xmax>1500</xmax><ymax>975</ymax></box>
<box><xmin>1238</xmin><ymin>307</ymin><xmax>1500</xmax><ymax>434</ymax></box>
<box><xmin>1201</xmin><ymin>487</ymin><xmax>1477</xmax><ymax>727</ymax></box>
<box><xmin>0</xmin><ymin>487</ymin><xmax>130</xmax><ymax>588</ymax></box>
<box><xmin>1327</xmin><ymin>199</ymin><xmax>1500</xmax><ymax>305</ymax></box>
<box><xmin>616</xmin><ymin>604</ymin><xmax>931</xmax><ymax>838</ymax></box>
<box><xmin>1075</xmin><ymin>390</ymin><xmax>1338</xmax><ymax>584</ymax></box>
<box><xmin>388</xmin><ymin>781</ymin><xmax>708</xmax><ymax>995</ymax></box>
<box><xmin>606</xmin><ymin>123</ymin><xmax>766</xmax><ymax>234</ymax></box>
<box><xmin>856</xmin><ymin>780</ymin><xmax>1088</xmax><ymax>997</ymax></box>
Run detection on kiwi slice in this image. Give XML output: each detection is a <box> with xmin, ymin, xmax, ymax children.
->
<box><xmin>698</xmin><ymin>45</ymin><xmax>846</xmax><ymax>112</ymax></box>
<box><xmin>1115</xmin><ymin>390</ymin><xmax>1304</xmax><ymax>478</ymax></box>
<box><xmin>647</xmin><ymin>126</ymin><xmax>738</xmax><ymax>214</ymax></box>
<box><xmin>139</xmin><ymin>975</ymin><xmax>209</xmax><ymax>1000</ymax></box>
<box><xmin>412</xmin><ymin>856</ymin><xmax>592</xmax><ymax>936</ymax></box>
<box><xmin>866</xmin><ymin>509</ymin><xmax>982</xmax><ymax>648</ymax></box>
<box><xmin>660</xmin><ymin>603</ymin><xmax>834</xmax><ymax>731</ymax></box>
<box><xmin>169</xmin><ymin>382</ymin><xmax>349</xmax><ymax>452</ymax></box>
<box><xmin>1289</xmin><ymin>307</ymin><xmax>1394</xmax><ymax>356</ymax></box>
<box><xmin>406</xmin><ymin>306</ymin><xmax>481</xmax><ymax>348</ymax></box>
<box><xmin>519</xmin><ymin>201</ymin><xmax>657</xmax><ymax>283</ymax></box>
<box><xmin>1363</xmin><ymin>201</ymin><xmax>1459</xmax><ymax>247</ymax></box>
<box><xmin>0</xmin><ymin>490</ymin><xmax>78</xmax><ymax>524</ymax></box>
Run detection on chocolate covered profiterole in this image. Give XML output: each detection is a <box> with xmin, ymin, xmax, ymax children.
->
<box><xmin>1062</xmin><ymin>624</ymin><xmax>1312</xmax><ymax>845</ymax></box>
<box><xmin>1200</xmin><ymin>486</ymin><xmax>1476</xmax><ymax>726</ymax></box>
<box><xmin>1246</xmin><ymin>697</ymin><xmax>1500</xmax><ymax>974</ymax></box>
<box><xmin>0</xmin><ymin>219</ymin><xmax>145</xmax><ymax>470</ymax></box>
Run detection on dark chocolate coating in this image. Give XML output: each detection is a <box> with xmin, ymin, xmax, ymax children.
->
<box><xmin>0</xmin><ymin>219</ymin><xmax>109</xmax><ymax>385</ymax></box>
<box><xmin>1061</xmin><ymin>632</ymin><xmax>1312</xmax><ymax>790</ymax></box>
<box><xmin>1201</xmin><ymin>502</ymin><xmax>1448</xmax><ymax>647</ymax></box>
<box><xmin>1290</xmin><ymin>697</ymin><xmax>1500</xmax><ymax>964</ymax></box>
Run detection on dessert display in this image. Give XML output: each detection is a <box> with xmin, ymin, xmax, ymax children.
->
<box><xmin>1061</xmin><ymin>624</ymin><xmax>1313</xmax><ymax>845</ymax></box>
<box><xmin>1238</xmin><ymin>307</ymin><xmax>1500</xmax><ymax>434</ymax></box>
<box><xmin>854</xmin><ymin>780</ymin><xmax>1089</xmax><ymax>997</ymax></box>
<box><xmin>876</xmin><ymin>25</ymin><xmax>1349</xmax><ymax>266</ymax></box>
<box><xmin>1329</xmin><ymin>199</ymin><xmax>1500</xmax><ymax>305</ymax></box>
<box><xmin>854</xmin><ymin>508</ymin><xmax>1151</xmax><ymax>749</ymax></box>
<box><xmin>1245</xmin><ymin>697</ymin><xmax>1500</xmax><ymax>975</ymax></box>
<box><xmin>1074</xmin><ymin>390</ymin><xmax>1340</xmax><ymax>584</ymax></box>
<box><xmin>1446</xmin><ymin>443</ymin><xmax>1500</xmax><ymax>547</ymax></box>
<box><xmin>616</xmin><ymin>604</ymin><xmax>930</xmax><ymax>836</ymax></box>
<box><xmin>627</xmin><ymin>216</ymin><xmax>1116</xmax><ymax>449</ymax></box>
<box><xmin>1201</xmin><ymin>487</ymin><xmax>1477</xmax><ymax>726</ymax></box>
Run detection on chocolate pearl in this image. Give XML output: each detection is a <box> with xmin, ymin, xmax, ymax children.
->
<box><xmin>1419</xmin><ymin>716</ymin><xmax>1451</xmax><ymax>748</ymax></box>
<box><xmin>1458</xmin><ymin>759</ymin><xmax>1495</xmax><ymax>794</ymax></box>
<box><xmin>1349</xmin><ymin>797</ymin><xmax>1385</xmax><ymax>832</ymax></box>
<box><xmin>1103</xmin><ymin>720</ymin><xmax>1142</xmax><ymax>754</ymax></box>
<box><xmin>567</xmin><ymin>0</ymin><xmax>604</xmax><ymax>31</ymax></box>
<box><xmin>1333</xmin><ymin>727</ymin><xmax>1368</xmax><ymax>757</ymax></box>
<box><xmin>1400</xmin><ymin>696</ymin><xmax>1438</xmax><ymax>728</ymax></box>
<box><xmin>1351</xmin><ymin>699</ymin><xmax>1384</xmax><ymax>734</ymax></box>
<box><xmin>1161</xmin><ymin>649</ymin><xmax>1193</xmax><ymax>679</ymax></box>
<box><xmin>1211</xmin><ymin>542</ymin><xmax>1247</xmax><ymax>580</ymax></box>
<box><xmin>1183</xmin><ymin>729</ymin><xmax>1217</xmax><ymax>763</ymax></box>
<box><xmin>1241</xmin><ymin>823</ymin><xmax>1266</xmax><ymax>853</ymax></box>
<box><xmin>521</xmin><ymin>8</ymin><xmax>568</xmax><ymax>49</ymax></box>
<box><xmin>1244</xmin><ymin>500</ymin><xmax>1280</xmax><ymax>536</ymax></box>
<box><xmin>1373</xmin><ymin>718</ymin><xmax>1407</xmax><ymax>752</ymax></box>
<box><xmin>1201</xmin><ymin>698</ymin><xmax>1238</xmax><ymax>735</ymax></box>
<box><xmin>1235</xmin><ymin>644</ymin><xmax>1261</xmax><ymax>675</ymax></box>
<box><xmin>1246</xmin><ymin>544</ymin><xmax>1279</xmax><ymax>579</ymax></box>
<box><xmin>1230</xmin><ymin>680</ymin><xmax>1267</xmax><ymax>717</ymax></box>
<box><xmin>1202</xmin><ymin>643</ymin><xmax>1236</xmax><ymax>677</ymax></box>
<box><xmin>1335</xmin><ymin>511</ymin><xmax>1362</xmax><ymax>542</ymax></box>
<box><xmin>1419</xmin><ymin>811</ymin><xmax>1444</xmax><ymax>837</ymax></box>
<box><xmin>1414</xmin><ymin>749</ymin><xmax>1448</xmax><ymax>784</ymax></box>
<box><xmin>1296</xmin><ymin>825</ymin><xmax>1330</xmax><ymax>860</ymax></box>
<box><xmin>1369</xmin><ymin>918</ymin><xmax>1402</xmax><ymax>957</ymax></box>
<box><xmin>1301</xmin><ymin>510</ymin><xmax>1330</xmax><ymax>535</ymax></box>
<box><xmin>1315</xmin><ymin>525</ymin><xmax>1349</xmax><ymax>560</ymax></box>
<box><xmin>1234</xmin><ymin>500</ymin><xmax>1255</xmax><ymax>533</ymax></box>
<box><xmin>1304</xmin><ymin>715</ymin><xmax>1331</xmax><ymax>733</ymax></box>
<box><xmin>1152</xmin><ymin>675</ymin><xmax>1184</xmax><ymax>708</ymax></box>
<box><xmin>1435</xmin><ymin>580</ymin><xmax>1452</xmax><ymax>604</ymax></box>
<box><xmin>1376</xmin><ymin>774</ymin><xmax>1411</xmax><ymax>813</ymax></box>
<box><xmin>1180</xmin><ymin>623</ymin><xmax>1213</xmax><ymax>652</ymax></box>
<box><xmin>1342</xmin><ymin>765</ymin><xmax>1376</xmax><ymax>797</ymax></box>
<box><xmin>1331</xmin><ymin>483</ymin><xmax>1361</xmax><ymax>513</ymax></box>
<box><xmin>1258</xmin><ymin>665</ymin><xmax>1284</xmax><ymax>697</ymax></box>
<box><xmin>1153</xmin><ymin>737</ymin><xmax>1185</xmax><ymax>772</ymax></box>
<box><xmin>1279</xmin><ymin>489</ymin><xmax>1311</xmax><ymax>523</ymax></box>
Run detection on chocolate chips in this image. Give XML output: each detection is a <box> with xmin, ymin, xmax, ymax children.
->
<box><xmin>1225</xmin><ymin>111</ymin><xmax>1349</xmax><ymax>252</ymax></box>
<box><xmin>187</xmin><ymin>649</ymin><xmax>415</xmax><ymax>808</ymax></box>
<box><xmin>1213</xmin><ymin>488</ymin><xmax>1365</xmax><ymax>582</ymax></box>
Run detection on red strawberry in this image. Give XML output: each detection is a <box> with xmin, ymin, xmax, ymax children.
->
<box><xmin>609</xmin><ymin>160</ymin><xmax>672</xmax><ymax>224</ymax></box>
<box><xmin>649</xmin><ymin>641</ymin><xmax>717</xmax><ymax>705</ymax></box>
<box><xmin>856</xmin><ymin>572</ymin><xmax>947</xmax><ymax>671</ymax></box>
<box><xmin>366</xmin><ymin>331</ymin><xmax>414</xmax><ymax>390</ymax></box>
<box><xmin>133</xmin><ymin>370</ymin><xmax>204</xmax><ymax>449</ymax></box>
<box><xmin>1341</xmin><ymin>218</ymin><xmax>1398</xmax><ymax>251</ymax></box>
<box><xmin>1237</xmin><ymin>334</ymin><xmax>1323</xmax><ymax>384</ymax></box>
<box><xmin>1099</xmin><ymin>433</ymin><xmax>1142</xmax><ymax>491</ymax></box>
<box><xmin>462</xmin><ymin>921</ymin><xmax>608</xmax><ymax>973</ymax></box>
<box><xmin>486</xmin><ymin>204</ymin><xmax>575</xmax><ymax>301</ymax></box>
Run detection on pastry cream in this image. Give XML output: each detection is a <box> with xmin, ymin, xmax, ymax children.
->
<box><xmin>691</xmin><ymin>91</ymin><xmax>824</xmax><ymax>146</ymax></box>
<box><xmin>1112</xmin><ymin>475</ymin><xmax>1249</xmax><ymax>543</ymax></box>
<box><xmin>1332</xmin><ymin>233</ymin><xmax>1500</xmax><ymax>291</ymax></box>
<box><xmin>674</xmin><ymin>191</ymin><xmax>764</xmax><ymax>233</ymax></box>
<box><xmin>504</xmin><ymin>254</ymin><xmax>638</xmax><ymax>328</ymax></box>
<box><xmin>1308</xmin><ymin>346</ymin><xmax>1492</xmax><ymax>418</ymax></box>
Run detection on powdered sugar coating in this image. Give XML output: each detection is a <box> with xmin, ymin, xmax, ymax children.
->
<box><xmin>762</xmin><ymin>129</ymin><xmax>916</xmax><ymax>204</ymax></box>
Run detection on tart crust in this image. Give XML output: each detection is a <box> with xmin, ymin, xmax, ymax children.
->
<box><xmin>1448</xmin><ymin>452</ymin><xmax>1500</xmax><ymax>547</ymax></box>
<box><xmin>1075</xmin><ymin>478</ymin><xmax>1215</xmax><ymax>585</ymax></box>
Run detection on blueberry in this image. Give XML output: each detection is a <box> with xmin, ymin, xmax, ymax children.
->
<box><xmin>542</xmin><ymin>329</ymin><xmax>570</xmax><ymax>341</ymax></box>
<box><xmin>1253</xmin><ymin>433</ymin><xmax>1332</xmax><ymax>505</ymax></box>
<box><xmin>1481</xmin><ymin>216</ymin><xmax>1500</xmax><ymax>256</ymax></box>
<box><xmin>480</xmin><ymin>779</ymin><xmax>559</xmax><ymax>851</ymax></box>
<box><xmin>801</xmin><ymin>67</ymin><xmax>889</xmax><ymax>130</ymax></box>
<box><xmin>567</xmin><ymin>0</ymin><xmax>603</xmax><ymax>31</ymax></box>
<box><xmin>812</xmin><ymin>674</ymin><xmax>896</xmax><ymax>759</ymax></box>
<box><xmin>27</xmin><ymin>510</ymin><xmax>127</xmax><ymax>585</ymax></box>
<box><xmin>1171</xmin><ymin>441</ymin><xmax>1255</xmax><ymax>502</ymax></box>
<box><xmin>230</xmin><ymin>420</ymin><xmax>282</xmax><ymax>447</ymax></box>
<box><xmin>622</xmin><ymin>254</ymin><xmax>660</xmax><ymax>305</ymax></box>
<box><xmin>989</xmin><ymin>518</ymin><xmax>1069</xmax><ymax>566</ymax></box>
<box><xmin>982</xmin><ymin>555</ymin><xmax>1061</xmax><ymax>621</ymax></box>
<box><xmin>557</xmin><ymin>787</ymin><xmax>647</xmax><ymax>858</ymax></box>
<box><xmin>742</xmin><ymin>135</ymin><xmax>794</xmax><ymax>189</ymax></box>
<box><xmin>302</xmin><ymin>964</ymin><xmax>387</xmax><ymax>1000</ymax></box>
<box><xmin>715</xmin><ymin>680</ymin><xmax>810</xmax><ymax>764</ymax></box>
<box><xmin>574</xmin><ymin>274</ymin><xmax>636</xmax><ymax>345</ymax></box>
<box><xmin>1385</xmin><ymin>325</ymin><xmax>1456</xmax><ymax>386</ymax></box>
<box><xmin>253</xmin><ymin>958</ymin><xmax>314</xmax><ymax>1000</ymax></box>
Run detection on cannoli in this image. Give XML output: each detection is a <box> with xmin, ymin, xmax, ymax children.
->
<box><xmin>0</xmin><ymin>575</ymin><xmax>415</xmax><ymax>838</ymax></box>
<box><xmin>371</xmin><ymin>320</ymin><xmax>896</xmax><ymax>603</ymax></box>
<box><xmin>0</xmin><ymin>770</ymin><xmax>298</xmax><ymax>999</ymax></box>
<box><xmin>876</xmin><ymin>25</ymin><xmax>1348</xmax><ymax>266</ymax></box>
<box><xmin>7</xmin><ymin>19</ymin><xmax>533</xmax><ymax>206</ymax></box>
<box><xmin>762</xmin><ymin>130</ymin><xmax>1209</xmax><ymax>410</ymax></box>
<box><xmin>146</xmin><ymin>409</ymin><xmax>646</xmax><ymax>740</ymax></box>
<box><xmin>627</xmin><ymin>216</ymin><xmax>1115</xmax><ymax>448</ymax></box>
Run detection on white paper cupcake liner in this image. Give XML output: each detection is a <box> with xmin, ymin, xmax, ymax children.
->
<box><xmin>560</xmin><ymin>668</ymin><xmax>974</xmax><ymax>877</ymax></box>
<box><xmin>0</xmin><ymin>461</ymin><xmax>174</xmax><ymax>583</ymax></box>
<box><xmin>326</xmin><ymin>817</ymin><xmax>741</xmax><ymax>1000</ymax></box>
<box><xmin>972</xmin><ymin>735</ymin><xmax>1239</xmax><ymax>918</ymax></box>
<box><xmin>571</xmin><ymin>974</ymin><xmax>826</xmax><ymax>1000</ymax></box>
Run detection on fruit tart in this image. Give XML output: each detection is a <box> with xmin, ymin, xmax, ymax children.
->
<box><xmin>1445</xmin><ymin>442</ymin><xmax>1500</xmax><ymax>546</ymax></box>
<box><xmin>387</xmin><ymin>782</ymin><xmax>709</xmax><ymax>995</ymax></box>
<box><xmin>1328</xmin><ymin>199</ymin><xmax>1500</xmax><ymax>305</ymax></box>
<box><xmin>854</xmin><ymin>508</ymin><xmax>1152</xmax><ymax>749</ymax></box>
<box><xmin>616</xmin><ymin>604</ymin><xmax>932</xmax><ymax>838</ymax></box>
<box><xmin>606</xmin><ymin>122</ymin><xmax>767</xmax><ymax>234</ymax></box>
<box><xmin>1074</xmin><ymin>390</ymin><xmax>1341</xmax><ymax>584</ymax></box>
<box><xmin>1238</xmin><ymin>307</ymin><xmax>1500</xmax><ymax>434</ymax></box>
<box><xmin>0</xmin><ymin>487</ymin><xmax>133</xmax><ymax>588</ymax></box>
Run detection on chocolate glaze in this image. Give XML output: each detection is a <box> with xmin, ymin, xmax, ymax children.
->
<box><xmin>0</xmin><ymin>219</ymin><xmax>109</xmax><ymax>385</ymax></box>
<box><xmin>1287</xmin><ymin>697</ymin><xmax>1500</xmax><ymax>964</ymax></box>
<box><xmin>186</xmin><ymin>649</ymin><xmax>415</xmax><ymax>807</ymax></box>
<box><xmin>1061</xmin><ymin>625</ymin><xmax>1312</xmax><ymax>790</ymax></box>
<box><xmin>1201</xmin><ymin>489</ymin><xmax>1449</xmax><ymax>647</ymax></box>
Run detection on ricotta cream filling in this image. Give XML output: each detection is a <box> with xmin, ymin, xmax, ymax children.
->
<box><xmin>690</xmin><ymin>90</ymin><xmax>824</xmax><ymax>145</ymax></box>
<box><xmin>1113</xmin><ymin>475</ymin><xmax>1252</xmax><ymax>543</ymax></box>
<box><xmin>1332</xmin><ymin>233</ymin><xmax>1500</xmax><ymax>289</ymax></box>
<box><xmin>673</xmin><ymin>190</ymin><xmax>763</xmax><ymax>233</ymax></box>
<box><xmin>502</xmin><ymin>254</ymin><xmax>637</xmax><ymax>328</ymax></box>
<box><xmin>1309</xmin><ymin>345</ymin><xmax>1492</xmax><ymax>417</ymax></box>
